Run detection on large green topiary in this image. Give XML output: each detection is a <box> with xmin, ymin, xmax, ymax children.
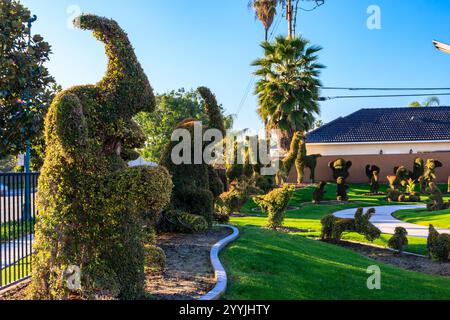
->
<box><xmin>428</xmin><ymin>225</ymin><xmax>450</xmax><ymax>262</ymax></box>
<box><xmin>159</xmin><ymin>87</ymin><xmax>225</xmax><ymax>227</ymax></box>
<box><xmin>30</xmin><ymin>15</ymin><xmax>173</xmax><ymax>300</ymax></box>
<box><xmin>254</xmin><ymin>185</ymin><xmax>295</xmax><ymax>230</ymax></box>
<box><xmin>321</xmin><ymin>208</ymin><xmax>381</xmax><ymax>242</ymax></box>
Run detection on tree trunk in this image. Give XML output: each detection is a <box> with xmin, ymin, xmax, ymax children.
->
<box><xmin>287</xmin><ymin>0</ymin><xmax>293</xmax><ymax>39</ymax></box>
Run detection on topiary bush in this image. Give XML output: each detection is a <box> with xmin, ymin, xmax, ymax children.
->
<box><xmin>365</xmin><ymin>165</ymin><xmax>380</xmax><ymax>194</ymax></box>
<box><xmin>329</xmin><ymin>158</ymin><xmax>352</xmax><ymax>201</ymax></box>
<box><xmin>388</xmin><ymin>227</ymin><xmax>409</xmax><ymax>253</ymax></box>
<box><xmin>254</xmin><ymin>185</ymin><xmax>295</xmax><ymax>230</ymax></box>
<box><xmin>426</xmin><ymin>182</ymin><xmax>450</xmax><ymax>211</ymax></box>
<box><xmin>30</xmin><ymin>15</ymin><xmax>173</xmax><ymax>300</ymax></box>
<box><xmin>312</xmin><ymin>181</ymin><xmax>327</xmax><ymax>204</ymax></box>
<box><xmin>159</xmin><ymin>87</ymin><xmax>225</xmax><ymax>227</ymax></box>
<box><xmin>428</xmin><ymin>225</ymin><xmax>450</xmax><ymax>262</ymax></box>
<box><xmin>321</xmin><ymin>208</ymin><xmax>381</xmax><ymax>242</ymax></box>
<box><xmin>216</xmin><ymin>177</ymin><xmax>264</xmax><ymax>214</ymax></box>
<box><xmin>157</xmin><ymin>210</ymin><xmax>209</xmax><ymax>234</ymax></box>
<box><xmin>420</xmin><ymin>159</ymin><xmax>443</xmax><ymax>192</ymax></box>
<box><xmin>144</xmin><ymin>244</ymin><xmax>166</xmax><ymax>272</ymax></box>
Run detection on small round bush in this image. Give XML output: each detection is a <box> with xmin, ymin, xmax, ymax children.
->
<box><xmin>388</xmin><ymin>227</ymin><xmax>409</xmax><ymax>253</ymax></box>
<box><xmin>144</xmin><ymin>245</ymin><xmax>166</xmax><ymax>272</ymax></box>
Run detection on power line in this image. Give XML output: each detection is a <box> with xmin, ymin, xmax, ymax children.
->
<box><xmin>322</xmin><ymin>86</ymin><xmax>450</xmax><ymax>91</ymax></box>
<box><xmin>320</xmin><ymin>92</ymin><xmax>450</xmax><ymax>101</ymax></box>
<box><xmin>235</xmin><ymin>14</ymin><xmax>283</xmax><ymax>116</ymax></box>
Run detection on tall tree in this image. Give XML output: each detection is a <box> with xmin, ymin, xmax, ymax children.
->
<box><xmin>249</xmin><ymin>0</ymin><xmax>283</xmax><ymax>40</ymax></box>
<box><xmin>135</xmin><ymin>88</ymin><xmax>233</xmax><ymax>163</ymax></box>
<box><xmin>253</xmin><ymin>36</ymin><xmax>324</xmax><ymax>183</ymax></box>
<box><xmin>409</xmin><ymin>96</ymin><xmax>441</xmax><ymax>108</ymax></box>
<box><xmin>0</xmin><ymin>0</ymin><xmax>57</xmax><ymax>158</ymax></box>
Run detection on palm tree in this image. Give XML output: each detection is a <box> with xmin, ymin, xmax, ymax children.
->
<box><xmin>249</xmin><ymin>0</ymin><xmax>283</xmax><ymax>40</ymax></box>
<box><xmin>409</xmin><ymin>96</ymin><xmax>440</xmax><ymax>108</ymax></box>
<box><xmin>253</xmin><ymin>36</ymin><xmax>324</xmax><ymax>183</ymax></box>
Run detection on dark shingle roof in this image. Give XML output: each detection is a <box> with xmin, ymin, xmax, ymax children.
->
<box><xmin>306</xmin><ymin>107</ymin><xmax>450</xmax><ymax>144</ymax></box>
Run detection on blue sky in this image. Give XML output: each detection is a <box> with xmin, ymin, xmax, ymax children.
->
<box><xmin>22</xmin><ymin>0</ymin><xmax>450</xmax><ymax>133</ymax></box>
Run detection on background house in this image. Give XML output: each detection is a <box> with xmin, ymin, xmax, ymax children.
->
<box><xmin>288</xmin><ymin>107</ymin><xmax>450</xmax><ymax>183</ymax></box>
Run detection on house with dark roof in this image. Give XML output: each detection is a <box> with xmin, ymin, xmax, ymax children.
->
<box><xmin>306</xmin><ymin>107</ymin><xmax>450</xmax><ymax>156</ymax></box>
<box><xmin>287</xmin><ymin>107</ymin><xmax>450</xmax><ymax>184</ymax></box>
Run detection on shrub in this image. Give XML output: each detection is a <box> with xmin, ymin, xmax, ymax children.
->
<box><xmin>366</xmin><ymin>165</ymin><xmax>381</xmax><ymax>194</ymax></box>
<box><xmin>426</xmin><ymin>182</ymin><xmax>450</xmax><ymax>211</ymax></box>
<box><xmin>388</xmin><ymin>227</ymin><xmax>409</xmax><ymax>253</ymax></box>
<box><xmin>428</xmin><ymin>225</ymin><xmax>450</xmax><ymax>262</ymax></box>
<box><xmin>255</xmin><ymin>174</ymin><xmax>276</xmax><ymax>193</ymax></box>
<box><xmin>254</xmin><ymin>185</ymin><xmax>295</xmax><ymax>230</ymax></box>
<box><xmin>216</xmin><ymin>177</ymin><xmax>264</xmax><ymax>214</ymax></box>
<box><xmin>320</xmin><ymin>208</ymin><xmax>381</xmax><ymax>242</ymax></box>
<box><xmin>420</xmin><ymin>159</ymin><xmax>443</xmax><ymax>192</ymax></box>
<box><xmin>159</xmin><ymin>87</ymin><xmax>225</xmax><ymax>227</ymax></box>
<box><xmin>312</xmin><ymin>182</ymin><xmax>327</xmax><ymax>204</ymax></box>
<box><xmin>214</xmin><ymin>211</ymin><xmax>230</xmax><ymax>224</ymax></box>
<box><xmin>157</xmin><ymin>210</ymin><xmax>208</xmax><ymax>234</ymax></box>
<box><xmin>30</xmin><ymin>15</ymin><xmax>173</xmax><ymax>300</ymax></box>
<box><xmin>144</xmin><ymin>245</ymin><xmax>166</xmax><ymax>272</ymax></box>
<box><xmin>329</xmin><ymin>159</ymin><xmax>352</xmax><ymax>201</ymax></box>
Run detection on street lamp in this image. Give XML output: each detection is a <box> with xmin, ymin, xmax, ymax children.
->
<box><xmin>433</xmin><ymin>40</ymin><xmax>450</xmax><ymax>54</ymax></box>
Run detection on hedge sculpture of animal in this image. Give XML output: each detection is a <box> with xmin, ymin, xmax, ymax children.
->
<box><xmin>426</xmin><ymin>182</ymin><xmax>450</xmax><ymax>211</ymax></box>
<box><xmin>31</xmin><ymin>15</ymin><xmax>173</xmax><ymax>300</ymax></box>
<box><xmin>366</xmin><ymin>165</ymin><xmax>381</xmax><ymax>194</ymax></box>
<box><xmin>159</xmin><ymin>87</ymin><xmax>225</xmax><ymax>227</ymax></box>
<box><xmin>420</xmin><ymin>159</ymin><xmax>443</xmax><ymax>192</ymax></box>
<box><xmin>305</xmin><ymin>154</ymin><xmax>322</xmax><ymax>183</ymax></box>
<box><xmin>312</xmin><ymin>181</ymin><xmax>327</xmax><ymax>204</ymax></box>
<box><xmin>321</xmin><ymin>208</ymin><xmax>381</xmax><ymax>242</ymax></box>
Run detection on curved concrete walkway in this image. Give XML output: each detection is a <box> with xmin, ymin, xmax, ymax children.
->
<box><xmin>334</xmin><ymin>205</ymin><xmax>450</xmax><ymax>238</ymax></box>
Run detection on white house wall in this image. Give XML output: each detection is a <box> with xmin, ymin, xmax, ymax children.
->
<box><xmin>306</xmin><ymin>141</ymin><xmax>450</xmax><ymax>156</ymax></box>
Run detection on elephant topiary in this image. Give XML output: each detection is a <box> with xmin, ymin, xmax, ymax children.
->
<box><xmin>31</xmin><ymin>15</ymin><xmax>173</xmax><ymax>300</ymax></box>
<box><xmin>159</xmin><ymin>87</ymin><xmax>225</xmax><ymax>227</ymax></box>
<box><xmin>312</xmin><ymin>181</ymin><xmax>327</xmax><ymax>204</ymax></box>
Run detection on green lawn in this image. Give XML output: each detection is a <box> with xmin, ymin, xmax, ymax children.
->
<box><xmin>221</xmin><ymin>183</ymin><xmax>450</xmax><ymax>300</ymax></box>
<box><xmin>221</xmin><ymin>227</ymin><xmax>450</xmax><ymax>300</ymax></box>
<box><xmin>394</xmin><ymin>208</ymin><xmax>450</xmax><ymax>229</ymax></box>
<box><xmin>1</xmin><ymin>257</ymin><xmax>31</xmax><ymax>287</ymax></box>
<box><xmin>1</xmin><ymin>219</ymin><xmax>35</xmax><ymax>244</ymax></box>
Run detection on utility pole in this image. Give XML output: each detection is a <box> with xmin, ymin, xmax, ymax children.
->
<box><xmin>287</xmin><ymin>0</ymin><xmax>293</xmax><ymax>39</ymax></box>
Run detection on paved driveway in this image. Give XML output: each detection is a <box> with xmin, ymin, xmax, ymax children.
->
<box><xmin>333</xmin><ymin>205</ymin><xmax>450</xmax><ymax>238</ymax></box>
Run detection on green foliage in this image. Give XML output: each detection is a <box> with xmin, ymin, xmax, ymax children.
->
<box><xmin>428</xmin><ymin>225</ymin><xmax>450</xmax><ymax>262</ymax></box>
<box><xmin>321</xmin><ymin>208</ymin><xmax>381</xmax><ymax>242</ymax></box>
<box><xmin>312</xmin><ymin>182</ymin><xmax>327</xmax><ymax>204</ymax></box>
<box><xmin>159</xmin><ymin>87</ymin><xmax>226</xmax><ymax>227</ymax></box>
<box><xmin>135</xmin><ymin>88</ymin><xmax>233</xmax><ymax>163</ymax></box>
<box><xmin>254</xmin><ymin>185</ymin><xmax>295</xmax><ymax>230</ymax></box>
<box><xmin>253</xmin><ymin>36</ymin><xmax>324</xmax><ymax>139</ymax></box>
<box><xmin>426</xmin><ymin>182</ymin><xmax>450</xmax><ymax>211</ymax></box>
<box><xmin>158</xmin><ymin>210</ymin><xmax>209</xmax><ymax>234</ymax></box>
<box><xmin>0</xmin><ymin>0</ymin><xmax>59</xmax><ymax>157</ymax></box>
<box><xmin>217</xmin><ymin>177</ymin><xmax>264</xmax><ymax>214</ymax></box>
<box><xmin>388</xmin><ymin>227</ymin><xmax>409</xmax><ymax>253</ymax></box>
<box><xmin>420</xmin><ymin>159</ymin><xmax>443</xmax><ymax>191</ymax></box>
<box><xmin>366</xmin><ymin>165</ymin><xmax>381</xmax><ymax>194</ymax></box>
<box><xmin>30</xmin><ymin>15</ymin><xmax>173</xmax><ymax>300</ymax></box>
<box><xmin>144</xmin><ymin>244</ymin><xmax>166</xmax><ymax>272</ymax></box>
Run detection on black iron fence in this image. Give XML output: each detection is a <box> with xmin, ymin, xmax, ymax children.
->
<box><xmin>0</xmin><ymin>172</ymin><xmax>39</xmax><ymax>289</ymax></box>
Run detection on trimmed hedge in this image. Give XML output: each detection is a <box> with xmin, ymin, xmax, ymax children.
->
<box><xmin>30</xmin><ymin>15</ymin><xmax>173</xmax><ymax>300</ymax></box>
<box><xmin>158</xmin><ymin>210</ymin><xmax>209</xmax><ymax>234</ymax></box>
<box><xmin>388</xmin><ymin>227</ymin><xmax>409</xmax><ymax>253</ymax></box>
<box><xmin>254</xmin><ymin>185</ymin><xmax>295</xmax><ymax>230</ymax></box>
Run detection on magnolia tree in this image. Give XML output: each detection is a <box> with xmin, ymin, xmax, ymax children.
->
<box><xmin>0</xmin><ymin>0</ymin><xmax>58</xmax><ymax>159</ymax></box>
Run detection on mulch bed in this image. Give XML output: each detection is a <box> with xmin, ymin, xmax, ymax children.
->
<box><xmin>145</xmin><ymin>227</ymin><xmax>232</xmax><ymax>300</ymax></box>
<box><xmin>0</xmin><ymin>227</ymin><xmax>232</xmax><ymax>301</ymax></box>
<box><xmin>335</xmin><ymin>240</ymin><xmax>450</xmax><ymax>277</ymax></box>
